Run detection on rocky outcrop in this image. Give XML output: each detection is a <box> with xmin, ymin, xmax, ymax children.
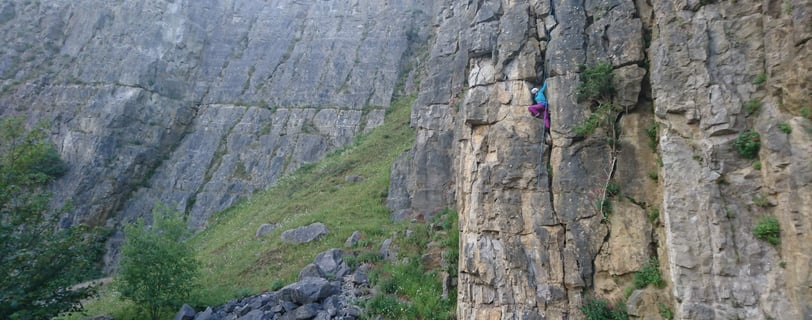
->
<box><xmin>390</xmin><ymin>0</ymin><xmax>811</xmax><ymax>319</ymax></box>
<box><xmin>0</xmin><ymin>0</ymin><xmax>431</xmax><ymax>231</ymax></box>
<box><xmin>175</xmin><ymin>248</ymin><xmax>371</xmax><ymax>320</ymax></box>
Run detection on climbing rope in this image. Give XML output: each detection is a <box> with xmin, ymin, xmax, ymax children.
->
<box><xmin>536</xmin><ymin>1</ymin><xmax>556</xmax><ymax>188</ymax></box>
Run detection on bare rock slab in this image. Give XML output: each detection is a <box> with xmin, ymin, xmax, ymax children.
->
<box><xmin>280</xmin><ymin>222</ymin><xmax>328</xmax><ymax>244</ymax></box>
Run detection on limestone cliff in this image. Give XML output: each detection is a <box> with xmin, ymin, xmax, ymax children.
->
<box><xmin>0</xmin><ymin>0</ymin><xmax>429</xmax><ymax>231</ymax></box>
<box><xmin>389</xmin><ymin>0</ymin><xmax>811</xmax><ymax>318</ymax></box>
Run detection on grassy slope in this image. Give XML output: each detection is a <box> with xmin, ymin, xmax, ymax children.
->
<box><xmin>191</xmin><ymin>94</ymin><xmax>416</xmax><ymax>304</ymax></box>
<box><xmin>63</xmin><ymin>94</ymin><xmax>417</xmax><ymax>319</ymax></box>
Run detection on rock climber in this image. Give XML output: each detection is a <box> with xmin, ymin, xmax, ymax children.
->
<box><xmin>528</xmin><ymin>82</ymin><xmax>549</xmax><ymax>125</ymax></box>
<box><xmin>528</xmin><ymin>82</ymin><xmax>551</xmax><ymax>144</ymax></box>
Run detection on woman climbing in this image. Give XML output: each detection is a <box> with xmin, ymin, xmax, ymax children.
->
<box><xmin>528</xmin><ymin>82</ymin><xmax>551</xmax><ymax>144</ymax></box>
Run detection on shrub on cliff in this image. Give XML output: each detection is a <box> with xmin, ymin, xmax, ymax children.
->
<box><xmin>734</xmin><ymin>129</ymin><xmax>760</xmax><ymax>159</ymax></box>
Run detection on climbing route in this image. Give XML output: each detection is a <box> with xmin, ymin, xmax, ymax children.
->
<box><xmin>536</xmin><ymin>0</ymin><xmax>557</xmax><ymax>188</ymax></box>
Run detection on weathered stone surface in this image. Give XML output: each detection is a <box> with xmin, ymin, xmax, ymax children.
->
<box><xmin>173</xmin><ymin>304</ymin><xmax>196</xmax><ymax>320</ymax></box>
<box><xmin>379</xmin><ymin>239</ymin><xmax>398</xmax><ymax>262</ymax></box>
<box><xmin>344</xmin><ymin>231</ymin><xmax>362</xmax><ymax>248</ymax></box>
<box><xmin>280</xmin><ymin>223</ymin><xmax>328</xmax><ymax>244</ymax></box>
<box><xmin>394</xmin><ymin>0</ymin><xmax>811</xmax><ymax>318</ymax></box>
<box><xmin>277</xmin><ymin>278</ymin><xmax>336</xmax><ymax>305</ymax></box>
<box><xmin>255</xmin><ymin>223</ymin><xmax>277</xmax><ymax>238</ymax></box>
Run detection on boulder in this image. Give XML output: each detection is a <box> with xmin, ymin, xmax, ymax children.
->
<box><xmin>280</xmin><ymin>223</ymin><xmax>328</xmax><ymax>244</ymax></box>
<box><xmin>277</xmin><ymin>277</ymin><xmax>336</xmax><ymax>305</ymax></box>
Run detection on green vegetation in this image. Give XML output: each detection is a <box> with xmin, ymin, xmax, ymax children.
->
<box><xmin>752</xmin><ymin>160</ymin><xmax>762</xmax><ymax>170</ymax></box>
<box><xmin>753</xmin><ymin>216</ymin><xmax>781</xmax><ymax>246</ymax></box>
<box><xmin>0</xmin><ymin>116</ymin><xmax>106</xmax><ymax>319</ymax></box>
<box><xmin>801</xmin><ymin>107</ymin><xmax>811</xmax><ymax>120</ymax></box>
<box><xmin>577</xmin><ymin>62</ymin><xmax>615</xmax><ymax>103</ymax></box>
<box><xmin>744</xmin><ymin>98</ymin><xmax>761</xmax><ymax>116</ymax></box>
<box><xmin>115</xmin><ymin>206</ymin><xmax>199</xmax><ymax>320</ymax></box>
<box><xmin>777</xmin><ymin>122</ymin><xmax>792</xmax><ymax>134</ymax></box>
<box><xmin>753</xmin><ymin>193</ymin><xmax>770</xmax><ymax>208</ymax></box>
<box><xmin>659</xmin><ymin>302</ymin><xmax>674</xmax><ymax>320</ymax></box>
<box><xmin>67</xmin><ymin>95</ymin><xmax>419</xmax><ymax>318</ymax></box>
<box><xmin>648</xmin><ymin>171</ymin><xmax>659</xmax><ymax>181</ymax></box>
<box><xmin>580</xmin><ymin>295</ymin><xmax>628</xmax><ymax>320</ymax></box>
<box><xmin>364</xmin><ymin>209</ymin><xmax>458</xmax><ymax>319</ymax></box>
<box><xmin>605</xmin><ymin>180</ymin><xmax>621</xmax><ymax>197</ymax></box>
<box><xmin>633</xmin><ymin>257</ymin><xmax>665</xmax><ymax>289</ymax></box>
<box><xmin>646</xmin><ymin>121</ymin><xmax>659</xmax><ymax>152</ymax></box>
<box><xmin>752</xmin><ymin>73</ymin><xmax>767</xmax><ymax>85</ymax></box>
<box><xmin>734</xmin><ymin>129</ymin><xmax>760</xmax><ymax>159</ymax></box>
<box><xmin>648</xmin><ymin>208</ymin><xmax>660</xmax><ymax>223</ymax></box>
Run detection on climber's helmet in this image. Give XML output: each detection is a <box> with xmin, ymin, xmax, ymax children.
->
<box><xmin>531</xmin><ymin>88</ymin><xmax>539</xmax><ymax>94</ymax></box>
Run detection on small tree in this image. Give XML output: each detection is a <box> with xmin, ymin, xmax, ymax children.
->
<box><xmin>575</xmin><ymin>62</ymin><xmax>621</xmax><ymax>219</ymax></box>
<box><xmin>0</xmin><ymin>116</ymin><xmax>105</xmax><ymax>320</ymax></box>
<box><xmin>116</xmin><ymin>205</ymin><xmax>199</xmax><ymax>320</ymax></box>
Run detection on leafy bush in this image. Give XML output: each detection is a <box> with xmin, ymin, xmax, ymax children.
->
<box><xmin>577</xmin><ymin>62</ymin><xmax>615</xmax><ymax>102</ymax></box>
<box><xmin>633</xmin><ymin>257</ymin><xmax>665</xmax><ymax>289</ymax></box>
<box><xmin>734</xmin><ymin>129</ymin><xmax>760</xmax><ymax>159</ymax></box>
<box><xmin>580</xmin><ymin>295</ymin><xmax>628</xmax><ymax>320</ymax></box>
<box><xmin>777</xmin><ymin>123</ymin><xmax>792</xmax><ymax>134</ymax></box>
<box><xmin>752</xmin><ymin>160</ymin><xmax>762</xmax><ymax>170</ymax></box>
<box><xmin>116</xmin><ymin>205</ymin><xmax>199</xmax><ymax>320</ymax></box>
<box><xmin>753</xmin><ymin>216</ymin><xmax>780</xmax><ymax>245</ymax></box>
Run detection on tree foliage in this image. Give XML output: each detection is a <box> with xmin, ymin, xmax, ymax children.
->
<box><xmin>116</xmin><ymin>205</ymin><xmax>199</xmax><ymax>320</ymax></box>
<box><xmin>0</xmin><ymin>116</ymin><xmax>104</xmax><ymax>320</ymax></box>
<box><xmin>577</xmin><ymin>61</ymin><xmax>615</xmax><ymax>103</ymax></box>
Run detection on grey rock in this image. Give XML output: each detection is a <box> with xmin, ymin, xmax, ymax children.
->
<box><xmin>173</xmin><ymin>304</ymin><xmax>196</xmax><ymax>320</ymax></box>
<box><xmin>344</xmin><ymin>231</ymin><xmax>362</xmax><ymax>247</ymax></box>
<box><xmin>298</xmin><ymin>263</ymin><xmax>325</xmax><ymax>280</ymax></box>
<box><xmin>280</xmin><ymin>222</ymin><xmax>328</xmax><ymax>244</ymax></box>
<box><xmin>236</xmin><ymin>310</ymin><xmax>265</xmax><ymax>320</ymax></box>
<box><xmin>193</xmin><ymin>307</ymin><xmax>213</xmax><ymax>320</ymax></box>
<box><xmin>293</xmin><ymin>303</ymin><xmax>320</xmax><ymax>320</ymax></box>
<box><xmin>277</xmin><ymin>277</ymin><xmax>336</xmax><ymax>305</ymax></box>
<box><xmin>344</xmin><ymin>175</ymin><xmax>364</xmax><ymax>183</ymax></box>
<box><xmin>312</xmin><ymin>249</ymin><xmax>344</xmax><ymax>276</ymax></box>
<box><xmin>255</xmin><ymin>223</ymin><xmax>277</xmax><ymax>238</ymax></box>
<box><xmin>379</xmin><ymin>238</ymin><xmax>398</xmax><ymax>262</ymax></box>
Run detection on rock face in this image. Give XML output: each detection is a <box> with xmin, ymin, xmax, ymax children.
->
<box><xmin>0</xmin><ymin>0</ymin><xmax>430</xmax><ymax>230</ymax></box>
<box><xmin>2</xmin><ymin>0</ymin><xmax>811</xmax><ymax>318</ymax></box>
<box><xmin>388</xmin><ymin>0</ymin><xmax>811</xmax><ymax>319</ymax></box>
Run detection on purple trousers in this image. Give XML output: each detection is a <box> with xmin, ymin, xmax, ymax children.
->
<box><xmin>528</xmin><ymin>103</ymin><xmax>550</xmax><ymax>128</ymax></box>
